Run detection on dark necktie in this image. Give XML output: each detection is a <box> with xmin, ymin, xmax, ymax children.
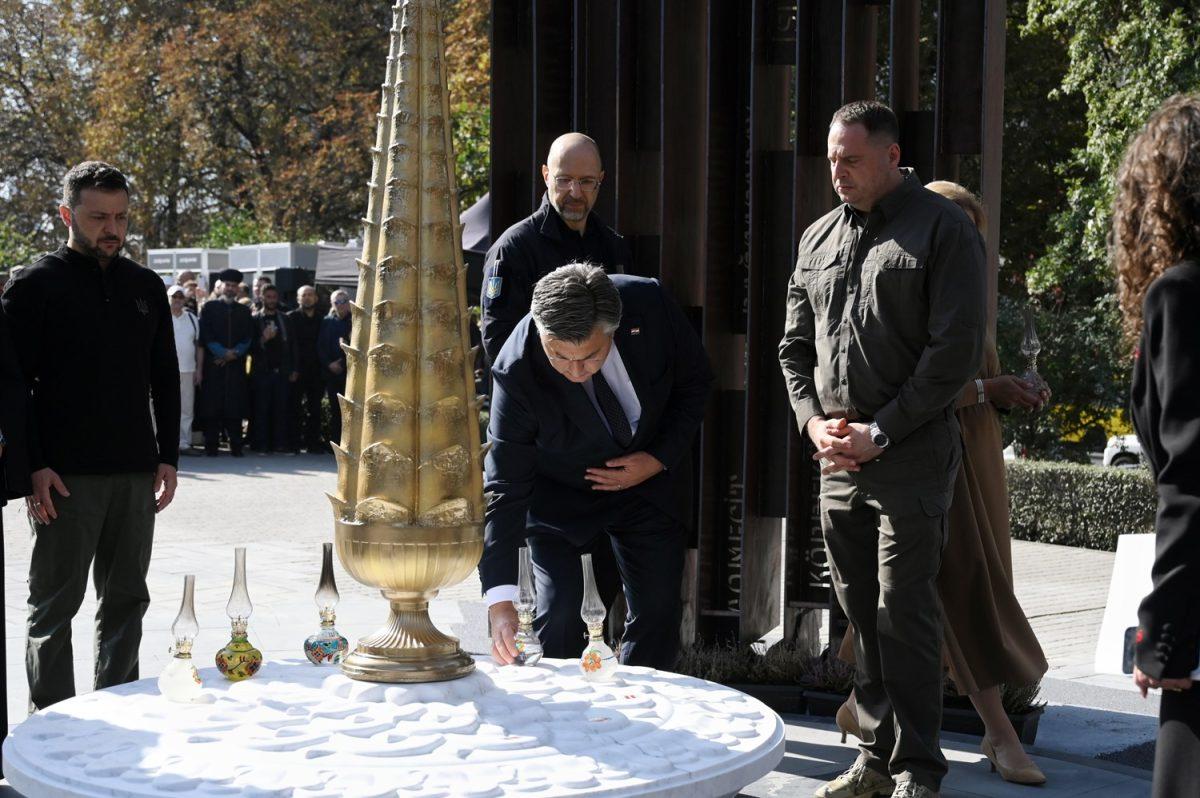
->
<box><xmin>592</xmin><ymin>372</ymin><xmax>633</xmax><ymax>448</ymax></box>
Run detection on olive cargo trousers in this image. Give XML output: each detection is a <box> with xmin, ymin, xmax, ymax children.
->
<box><xmin>26</xmin><ymin>472</ymin><xmax>155</xmax><ymax>711</ymax></box>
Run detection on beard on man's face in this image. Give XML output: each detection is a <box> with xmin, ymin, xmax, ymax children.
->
<box><xmin>71</xmin><ymin>220</ymin><xmax>124</xmax><ymax>260</ymax></box>
<box><xmin>552</xmin><ymin>193</ymin><xmax>589</xmax><ymax>222</ymax></box>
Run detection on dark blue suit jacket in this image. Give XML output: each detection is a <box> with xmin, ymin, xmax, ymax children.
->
<box><xmin>479</xmin><ymin>275</ymin><xmax>713</xmax><ymax>591</ymax></box>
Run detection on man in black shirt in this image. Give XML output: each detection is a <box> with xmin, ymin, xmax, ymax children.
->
<box><xmin>0</xmin><ymin>308</ymin><xmax>30</xmax><ymax>775</ymax></box>
<box><xmin>479</xmin><ymin>133</ymin><xmax>631</xmax><ymax>363</ymax></box>
<box><xmin>1</xmin><ymin>161</ymin><xmax>180</xmax><ymax>710</ymax></box>
<box><xmin>250</xmin><ymin>285</ymin><xmax>293</xmax><ymax>454</ymax></box>
<box><xmin>286</xmin><ymin>285</ymin><xmax>325</xmax><ymax>453</ymax></box>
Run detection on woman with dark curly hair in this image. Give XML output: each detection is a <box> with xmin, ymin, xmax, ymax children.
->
<box><xmin>1113</xmin><ymin>93</ymin><xmax>1200</xmax><ymax>798</ymax></box>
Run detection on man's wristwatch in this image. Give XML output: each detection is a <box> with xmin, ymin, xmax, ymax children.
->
<box><xmin>868</xmin><ymin>421</ymin><xmax>890</xmax><ymax>449</ymax></box>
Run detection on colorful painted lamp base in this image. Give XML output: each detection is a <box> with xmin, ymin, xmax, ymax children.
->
<box><xmin>579</xmin><ymin>638</ymin><xmax>617</xmax><ymax>681</ymax></box>
<box><xmin>304</xmin><ymin>626</ymin><xmax>350</xmax><ymax>665</ymax></box>
<box><xmin>216</xmin><ymin>634</ymin><xmax>263</xmax><ymax>681</ymax></box>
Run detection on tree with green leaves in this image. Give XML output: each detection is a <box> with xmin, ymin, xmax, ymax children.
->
<box><xmin>1024</xmin><ymin>0</ymin><xmax>1200</xmax><ymax>294</ymax></box>
<box><xmin>0</xmin><ymin>0</ymin><xmax>90</xmax><ymax>253</ymax></box>
<box><xmin>992</xmin><ymin>0</ymin><xmax>1200</xmax><ymax>458</ymax></box>
<box><xmin>0</xmin><ymin>0</ymin><xmax>490</xmax><ymax>257</ymax></box>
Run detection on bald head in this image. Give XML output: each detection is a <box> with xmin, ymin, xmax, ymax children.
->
<box><xmin>542</xmin><ymin>132</ymin><xmax>605</xmax><ymax>233</ymax></box>
<box><xmin>546</xmin><ymin>133</ymin><xmax>602</xmax><ymax>171</ymax></box>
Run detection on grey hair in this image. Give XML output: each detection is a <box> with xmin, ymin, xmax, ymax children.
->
<box><xmin>531</xmin><ymin>264</ymin><xmax>621</xmax><ymax>342</ymax></box>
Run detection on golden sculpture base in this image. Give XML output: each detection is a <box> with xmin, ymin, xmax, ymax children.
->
<box><xmin>340</xmin><ymin>594</ymin><xmax>476</xmax><ymax>683</ymax></box>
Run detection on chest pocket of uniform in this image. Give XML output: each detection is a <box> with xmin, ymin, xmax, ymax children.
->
<box><xmin>868</xmin><ymin>244</ymin><xmax>925</xmax><ymax>272</ymax></box>
<box><xmin>797</xmin><ymin>250</ymin><xmax>842</xmax><ymax>312</ymax></box>
<box><xmin>863</xmin><ymin>247</ymin><xmax>927</xmax><ymax>329</ymax></box>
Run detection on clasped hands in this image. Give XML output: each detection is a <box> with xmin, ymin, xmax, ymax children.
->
<box><xmin>585</xmin><ymin>451</ymin><xmax>664</xmax><ymax>492</ymax></box>
<box><xmin>806</xmin><ymin>416</ymin><xmax>883</xmax><ymax>476</ymax></box>
<box><xmin>212</xmin><ymin>350</ymin><xmax>238</xmax><ymax>366</ymax></box>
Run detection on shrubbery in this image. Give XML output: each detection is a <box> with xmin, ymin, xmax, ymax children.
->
<box><xmin>1006</xmin><ymin>459</ymin><xmax>1156</xmax><ymax>551</ymax></box>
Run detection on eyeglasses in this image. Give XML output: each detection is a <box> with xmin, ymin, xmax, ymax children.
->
<box><xmin>334</xmin><ymin>298</ymin><xmax>349</xmax><ymax>305</ymax></box>
<box><xmin>552</xmin><ymin>176</ymin><xmax>601</xmax><ymax>193</ymax></box>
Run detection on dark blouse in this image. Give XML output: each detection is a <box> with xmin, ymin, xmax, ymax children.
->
<box><xmin>1131</xmin><ymin>259</ymin><xmax>1200</xmax><ymax>679</ymax></box>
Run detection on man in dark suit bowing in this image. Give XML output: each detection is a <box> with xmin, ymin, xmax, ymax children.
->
<box><xmin>481</xmin><ymin>264</ymin><xmax>713</xmax><ymax>669</ymax></box>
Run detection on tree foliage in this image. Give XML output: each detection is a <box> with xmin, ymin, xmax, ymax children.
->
<box><xmin>0</xmin><ymin>0</ymin><xmax>490</xmax><ymax>257</ymax></box>
<box><xmin>443</xmin><ymin>0</ymin><xmax>490</xmax><ymax>208</ymax></box>
<box><xmin>0</xmin><ymin>0</ymin><xmax>90</xmax><ymax>249</ymax></box>
<box><xmin>991</xmin><ymin>0</ymin><xmax>1200</xmax><ymax>456</ymax></box>
<box><xmin>0</xmin><ymin>216</ymin><xmax>41</xmax><ymax>275</ymax></box>
<box><xmin>1023</xmin><ymin>0</ymin><xmax>1200</xmax><ymax>294</ymax></box>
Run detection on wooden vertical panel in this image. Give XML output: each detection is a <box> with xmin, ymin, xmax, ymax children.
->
<box><xmin>532</xmin><ymin>0</ymin><xmax>575</xmax><ymax>202</ymax></box>
<box><xmin>577</xmin><ymin>0</ymin><xmax>621</xmax><ymax>224</ymax></box>
<box><xmin>979</xmin><ymin>0</ymin><xmax>1006</xmax><ymax>344</ymax></box>
<box><xmin>841</xmin><ymin>0</ymin><xmax>877</xmax><ymax>102</ymax></box>
<box><xmin>661</xmin><ymin>0</ymin><xmax>707</xmax><ymax>306</ymax></box>
<box><xmin>889</xmin><ymin>0</ymin><xmax>920</xmax><ymax>112</ymax></box>
<box><xmin>660</xmin><ymin>1</ymin><xmax>708</xmax><ymax>646</ymax></box>
<box><xmin>697</xmin><ymin>0</ymin><xmax>752</xmax><ymax>638</ymax></box>
<box><xmin>903</xmin><ymin>109</ymin><xmax>937</xmax><ymax>183</ymax></box>
<box><xmin>936</xmin><ymin>0</ymin><xmax>984</xmax><ymax>156</ymax></box>
<box><xmin>490</xmin><ymin>0</ymin><xmax>536</xmax><ymax>233</ymax></box>
<box><xmin>785</xmin><ymin>2</ymin><xmax>842</xmax><ymax>646</ymax></box>
<box><xmin>738</xmin><ymin>0</ymin><xmax>786</xmax><ymax>643</ymax></box>
<box><xmin>617</xmin><ymin>0</ymin><xmax>663</xmax><ymax>279</ymax></box>
<box><xmin>889</xmin><ymin>0</ymin><xmax>934</xmax><ymax>178</ymax></box>
<box><xmin>798</xmin><ymin>2</ymin><xmax>843</xmax><ymax>157</ymax></box>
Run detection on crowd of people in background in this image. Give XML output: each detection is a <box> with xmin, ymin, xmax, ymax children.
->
<box><xmin>167</xmin><ymin>266</ymin><xmax>353</xmax><ymax>457</ymax></box>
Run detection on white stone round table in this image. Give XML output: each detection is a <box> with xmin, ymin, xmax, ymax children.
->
<box><xmin>3</xmin><ymin>658</ymin><xmax>785</xmax><ymax>797</ymax></box>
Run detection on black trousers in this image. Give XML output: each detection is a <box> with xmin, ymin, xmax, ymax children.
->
<box><xmin>1153</xmin><ymin>685</ymin><xmax>1200</xmax><ymax>798</ymax></box>
<box><xmin>1</xmin><ymin>509</ymin><xmax>7</xmax><ymax>776</ymax></box>
<box><xmin>289</xmin><ymin>377</ymin><xmax>325</xmax><ymax>451</ymax></box>
<box><xmin>26</xmin><ymin>473</ymin><xmax>155</xmax><ymax>711</ymax></box>
<box><xmin>527</xmin><ymin>497</ymin><xmax>685</xmax><ymax>670</ymax></box>
<box><xmin>325</xmin><ymin>374</ymin><xmax>346</xmax><ymax>448</ymax></box>
<box><xmin>204</xmin><ymin>417</ymin><xmax>244</xmax><ymax>454</ymax></box>
<box><xmin>252</xmin><ymin>369</ymin><xmax>290</xmax><ymax>452</ymax></box>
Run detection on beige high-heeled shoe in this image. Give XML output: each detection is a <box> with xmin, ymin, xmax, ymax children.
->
<box><xmin>981</xmin><ymin>738</ymin><xmax>1047</xmax><ymax>786</ymax></box>
<box><xmin>835</xmin><ymin>697</ymin><xmax>862</xmax><ymax>743</ymax></box>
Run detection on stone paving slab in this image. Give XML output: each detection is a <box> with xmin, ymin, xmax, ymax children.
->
<box><xmin>738</xmin><ymin>719</ymin><xmax>1150</xmax><ymax>797</ymax></box>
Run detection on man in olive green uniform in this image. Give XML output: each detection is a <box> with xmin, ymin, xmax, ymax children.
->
<box><xmin>779</xmin><ymin>101</ymin><xmax>985</xmax><ymax>798</ymax></box>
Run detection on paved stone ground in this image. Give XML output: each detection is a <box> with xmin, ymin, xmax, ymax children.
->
<box><xmin>1</xmin><ymin>455</ymin><xmax>1156</xmax><ymax>796</ymax></box>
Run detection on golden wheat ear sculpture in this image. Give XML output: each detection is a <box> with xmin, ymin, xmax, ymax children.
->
<box><xmin>329</xmin><ymin>0</ymin><xmax>485</xmax><ymax>683</ymax></box>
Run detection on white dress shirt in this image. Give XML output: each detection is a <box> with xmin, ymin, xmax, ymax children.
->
<box><xmin>486</xmin><ymin>342</ymin><xmax>641</xmax><ymax>607</ymax></box>
<box><xmin>172</xmin><ymin>310</ymin><xmax>199</xmax><ymax>372</ymax></box>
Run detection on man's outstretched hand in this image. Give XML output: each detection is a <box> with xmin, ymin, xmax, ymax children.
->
<box><xmin>489</xmin><ymin>601</ymin><xmax>520</xmax><ymax>665</ymax></box>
